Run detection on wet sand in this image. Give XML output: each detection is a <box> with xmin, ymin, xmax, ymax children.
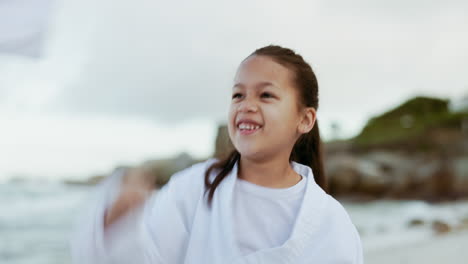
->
<box><xmin>364</xmin><ymin>230</ymin><xmax>468</xmax><ymax>264</ymax></box>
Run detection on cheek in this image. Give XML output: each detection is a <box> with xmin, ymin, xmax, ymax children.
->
<box><xmin>268</xmin><ymin>107</ymin><xmax>298</xmax><ymax>134</ymax></box>
<box><xmin>228</xmin><ymin>104</ymin><xmax>235</xmax><ymax>117</ymax></box>
<box><xmin>228</xmin><ymin>106</ymin><xmax>236</xmax><ymax>124</ymax></box>
<box><xmin>265</xmin><ymin>105</ymin><xmax>287</xmax><ymax>125</ymax></box>
<box><xmin>227</xmin><ymin>106</ymin><xmax>236</xmax><ymax>134</ymax></box>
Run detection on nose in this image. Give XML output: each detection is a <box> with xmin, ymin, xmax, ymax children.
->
<box><xmin>238</xmin><ymin>97</ymin><xmax>258</xmax><ymax>113</ymax></box>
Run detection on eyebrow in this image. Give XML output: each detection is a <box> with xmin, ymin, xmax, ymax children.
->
<box><xmin>233</xmin><ymin>81</ymin><xmax>277</xmax><ymax>90</ymax></box>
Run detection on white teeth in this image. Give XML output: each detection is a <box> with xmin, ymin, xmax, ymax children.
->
<box><xmin>238</xmin><ymin>123</ymin><xmax>261</xmax><ymax>130</ymax></box>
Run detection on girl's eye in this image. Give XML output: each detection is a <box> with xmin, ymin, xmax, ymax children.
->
<box><xmin>232</xmin><ymin>93</ymin><xmax>242</xmax><ymax>99</ymax></box>
<box><xmin>261</xmin><ymin>92</ymin><xmax>274</xmax><ymax>98</ymax></box>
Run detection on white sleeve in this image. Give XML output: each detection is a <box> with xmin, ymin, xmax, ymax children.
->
<box><xmin>69</xmin><ymin>168</ymin><xmax>166</xmax><ymax>264</ymax></box>
<box><xmin>142</xmin><ymin>169</ymin><xmax>193</xmax><ymax>263</ymax></box>
<box><xmin>354</xmin><ymin>227</ymin><xmax>364</xmax><ymax>264</ymax></box>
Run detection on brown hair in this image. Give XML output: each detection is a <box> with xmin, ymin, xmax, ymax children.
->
<box><xmin>204</xmin><ymin>45</ymin><xmax>327</xmax><ymax>208</ymax></box>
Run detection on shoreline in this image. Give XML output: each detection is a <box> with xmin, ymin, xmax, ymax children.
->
<box><xmin>364</xmin><ymin>229</ymin><xmax>468</xmax><ymax>264</ymax></box>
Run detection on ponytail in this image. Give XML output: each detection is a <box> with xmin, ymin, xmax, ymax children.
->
<box><xmin>290</xmin><ymin>119</ymin><xmax>327</xmax><ymax>192</ymax></box>
<box><xmin>204</xmin><ymin>150</ymin><xmax>239</xmax><ymax>209</ymax></box>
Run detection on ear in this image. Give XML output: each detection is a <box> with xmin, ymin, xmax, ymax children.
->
<box><xmin>298</xmin><ymin>107</ymin><xmax>316</xmax><ymax>134</ymax></box>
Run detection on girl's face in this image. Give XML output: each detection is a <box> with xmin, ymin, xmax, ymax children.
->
<box><xmin>228</xmin><ymin>55</ymin><xmax>312</xmax><ymax>161</ymax></box>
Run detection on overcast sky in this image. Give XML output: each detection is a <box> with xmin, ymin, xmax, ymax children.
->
<box><xmin>1</xmin><ymin>0</ymin><xmax>467</xmax><ymax>180</ymax></box>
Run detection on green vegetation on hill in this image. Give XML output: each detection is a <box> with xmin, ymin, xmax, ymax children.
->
<box><xmin>352</xmin><ymin>96</ymin><xmax>468</xmax><ymax>148</ymax></box>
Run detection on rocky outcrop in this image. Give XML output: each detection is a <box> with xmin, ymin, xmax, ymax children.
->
<box><xmin>66</xmin><ymin>153</ymin><xmax>200</xmax><ymax>187</ymax></box>
<box><xmin>453</xmin><ymin>156</ymin><xmax>468</xmax><ymax>196</ymax></box>
<box><xmin>322</xmin><ymin>95</ymin><xmax>468</xmax><ymax>200</ymax></box>
<box><xmin>325</xmin><ymin>151</ymin><xmax>468</xmax><ymax>200</ymax></box>
<box><xmin>140</xmin><ymin>152</ymin><xmax>200</xmax><ymax>187</ymax></box>
<box><xmin>64</xmin><ymin>174</ymin><xmax>106</xmax><ymax>186</ymax></box>
<box><xmin>213</xmin><ymin>125</ymin><xmax>234</xmax><ymax>160</ymax></box>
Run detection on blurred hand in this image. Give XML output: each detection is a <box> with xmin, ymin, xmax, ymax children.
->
<box><xmin>104</xmin><ymin>167</ymin><xmax>155</xmax><ymax>228</ymax></box>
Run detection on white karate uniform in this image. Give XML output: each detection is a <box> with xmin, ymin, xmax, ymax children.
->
<box><xmin>234</xmin><ymin>174</ymin><xmax>306</xmax><ymax>256</ymax></box>
<box><xmin>70</xmin><ymin>158</ymin><xmax>363</xmax><ymax>264</ymax></box>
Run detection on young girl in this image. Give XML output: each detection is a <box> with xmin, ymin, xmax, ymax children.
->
<box><xmin>71</xmin><ymin>45</ymin><xmax>363</xmax><ymax>264</ymax></box>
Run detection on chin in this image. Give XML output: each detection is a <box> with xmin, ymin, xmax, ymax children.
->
<box><xmin>237</xmin><ymin>148</ymin><xmax>268</xmax><ymax>161</ymax></box>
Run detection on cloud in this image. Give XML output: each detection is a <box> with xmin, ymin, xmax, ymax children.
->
<box><xmin>4</xmin><ymin>0</ymin><xmax>468</xmax><ymax>130</ymax></box>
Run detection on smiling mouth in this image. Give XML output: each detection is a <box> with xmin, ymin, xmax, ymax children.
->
<box><xmin>237</xmin><ymin>123</ymin><xmax>263</xmax><ymax>135</ymax></box>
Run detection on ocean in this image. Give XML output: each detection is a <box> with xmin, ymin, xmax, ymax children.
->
<box><xmin>0</xmin><ymin>181</ymin><xmax>89</xmax><ymax>264</ymax></box>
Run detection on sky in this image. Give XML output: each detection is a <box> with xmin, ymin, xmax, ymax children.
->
<box><xmin>1</xmin><ymin>0</ymin><xmax>467</xmax><ymax>180</ymax></box>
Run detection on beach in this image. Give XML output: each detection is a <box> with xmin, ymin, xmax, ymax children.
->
<box><xmin>343</xmin><ymin>199</ymin><xmax>468</xmax><ymax>264</ymax></box>
<box><xmin>365</xmin><ymin>230</ymin><xmax>468</xmax><ymax>264</ymax></box>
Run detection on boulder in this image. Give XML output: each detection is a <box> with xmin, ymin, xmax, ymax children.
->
<box><xmin>141</xmin><ymin>152</ymin><xmax>198</xmax><ymax>187</ymax></box>
<box><xmin>453</xmin><ymin>156</ymin><xmax>468</xmax><ymax>196</ymax></box>
<box><xmin>361</xmin><ymin>151</ymin><xmax>413</xmax><ymax>196</ymax></box>
<box><xmin>407</xmin><ymin>157</ymin><xmax>456</xmax><ymax>200</ymax></box>
<box><xmin>354</xmin><ymin>159</ymin><xmax>391</xmax><ymax>196</ymax></box>
<box><xmin>432</xmin><ymin>220</ymin><xmax>451</xmax><ymax>234</ymax></box>
<box><xmin>408</xmin><ymin>219</ymin><xmax>425</xmax><ymax>227</ymax></box>
<box><xmin>325</xmin><ymin>154</ymin><xmax>360</xmax><ymax>195</ymax></box>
